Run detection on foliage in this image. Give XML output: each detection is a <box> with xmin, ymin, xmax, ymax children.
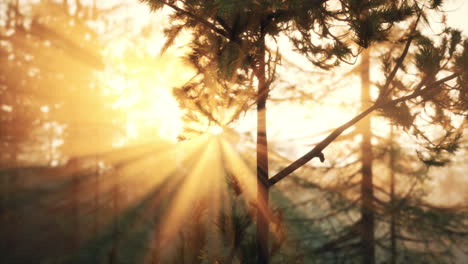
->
<box><xmin>141</xmin><ymin>0</ymin><xmax>434</xmax><ymax>130</ymax></box>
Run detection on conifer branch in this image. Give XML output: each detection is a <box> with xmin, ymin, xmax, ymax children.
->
<box><xmin>156</xmin><ymin>0</ymin><xmax>231</xmax><ymax>40</ymax></box>
<box><xmin>269</xmin><ymin>72</ymin><xmax>459</xmax><ymax>186</ymax></box>
<box><xmin>379</xmin><ymin>13</ymin><xmax>422</xmax><ymax>100</ymax></box>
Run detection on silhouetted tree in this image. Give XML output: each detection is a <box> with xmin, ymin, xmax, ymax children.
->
<box><xmin>141</xmin><ymin>0</ymin><xmax>467</xmax><ymax>263</ymax></box>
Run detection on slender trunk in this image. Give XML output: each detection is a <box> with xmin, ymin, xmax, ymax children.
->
<box><xmin>108</xmin><ymin>171</ymin><xmax>120</xmax><ymax>264</ymax></box>
<box><xmin>93</xmin><ymin>154</ymin><xmax>99</xmax><ymax>236</ymax></box>
<box><xmin>389</xmin><ymin>126</ymin><xmax>397</xmax><ymax>264</ymax></box>
<box><xmin>3</xmin><ymin>124</ymin><xmax>18</xmax><ymax>262</ymax></box>
<box><xmin>14</xmin><ymin>0</ymin><xmax>20</xmax><ymax>26</ymax></box>
<box><xmin>256</xmin><ymin>32</ymin><xmax>270</xmax><ymax>264</ymax></box>
<box><xmin>91</xmin><ymin>0</ymin><xmax>97</xmax><ymax>20</ymax></box>
<box><xmin>4</xmin><ymin>84</ymin><xmax>19</xmax><ymax>261</ymax></box>
<box><xmin>0</xmin><ymin>150</ymin><xmax>5</xmax><ymax>261</ymax></box>
<box><xmin>70</xmin><ymin>106</ymin><xmax>80</xmax><ymax>250</ymax></box>
<box><xmin>359</xmin><ymin>49</ymin><xmax>375</xmax><ymax>264</ymax></box>
<box><xmin>75</xmin><ymin>0</ymin><xmax>82</xmax><ymax>17</ymax></box>
<box><xmin>71</xmin><ymin>169</ymin><xmax>80</xmax><ymax>250</ymax></box>
<box><xmin>151</xmin><ymin>227</ymin><xmax>161</xmax><ymax>264</ymax></box>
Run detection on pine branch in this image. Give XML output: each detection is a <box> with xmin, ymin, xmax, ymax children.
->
<box><xmin>379</xmin><ymin>13</ymin><xmax>421</xmax><ymax>100</ymax></box>
<box><xmin>269</xmin><ymin>73</ymin><xmax>459</xmax><ymax>186</ymax></box>
<box><xmin>155</xmin><ymin>0</ymin><xmax>231</xmax><ymax>40</ymax></box>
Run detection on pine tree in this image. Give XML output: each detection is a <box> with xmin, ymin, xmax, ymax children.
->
<box><xmin>141</xmin><ymin>1</ymin><xmax>467</xmax><ymax>263</ymax></box>
<box><xmin>359</xmin><ymin>48</ymin><xmax>375</xmax><ymax>264</ymax></box>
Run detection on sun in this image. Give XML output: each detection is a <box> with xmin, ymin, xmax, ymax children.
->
<box><xmin>209</xmin><ymin>125</ymin><xmax>223</xmax><ymax>135</ymax></box>
<box><xmin>101</xmin><ymin>37</ymin><xmax>195</xmax><ymax>143</ymax></box>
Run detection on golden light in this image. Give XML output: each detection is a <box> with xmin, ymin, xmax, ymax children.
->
<box><xmin>209</xmin><ymin>125</ymin><xmax>223</xmax><ymax>135</ymax></box>
<box><xmin>101</xmin><ymin>36</ymin><xmax>195</xmax><ymax>143</ymax></box>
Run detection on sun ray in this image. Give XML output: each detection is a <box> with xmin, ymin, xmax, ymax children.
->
<box><xmin>219</xmin><ymin>138</ymin><xmax>258</xmax><ymax>208</ymax></box>
<box><xmin>158</xmin><ymin>137</ymin><xmax>227</xmax><ymax>246</ymax></box>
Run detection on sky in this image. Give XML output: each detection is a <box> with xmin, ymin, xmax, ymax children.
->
<box><xmin>445</xmin><ymin>0</ymin><xmax>468</xmax><ymax>31</ymax></box>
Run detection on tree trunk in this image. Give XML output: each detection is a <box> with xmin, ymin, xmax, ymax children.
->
<box><xmin>256</xmin><ymin>32</ymin><xmax>270</xmax><ymax>264</ymax></box>
<box><xmin>389</xmin><ymin>125</ymin><xmax>397</xmax><ymax>264</ymax></box>
<box><xmin>2</xmin><ymin>6</ymin><xmax>20</xmax><ymax>258</ymax></box>
<box><xmin>109</xmin><ymin>171</ymin><xmax>121</xmax><ymax>264</ymax></box>
<box><xmin>3</xmin><ymin>126</ymin><xmax>18</xmax><ymax>262</ymax></box>
<box><xmin>359</xmin><ymin>49</ymin><xmax>375</xmax><ymax>264</ymax></box>
<box><xmin>150</xmin><ymin>227</ymin><xmax>161</xmax><ymax>264</ymax></box>
<box><xmin>75</xmin><ymin>0</ymin><xmax>82</xmax><ymax>18</ymax></box>
<box><xmin>71</xmin><ymin>169</ymin><xmax>80</xmax><ymax>250</ymax></box>
<box><xmin>93</xmin><ymin>154</ymin><xmax>100</xmax><ymax>236</ymax></box>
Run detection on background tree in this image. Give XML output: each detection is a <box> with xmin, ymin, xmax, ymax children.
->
<box><xmin>0</xmin><ymin>0</ymin><xmax>134</xmax><ymax>262</ymax></box>
<box><xmin>268</xmin><ymin>17</ymin><xmax>468</xmax><ymax>263</ymax></box>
